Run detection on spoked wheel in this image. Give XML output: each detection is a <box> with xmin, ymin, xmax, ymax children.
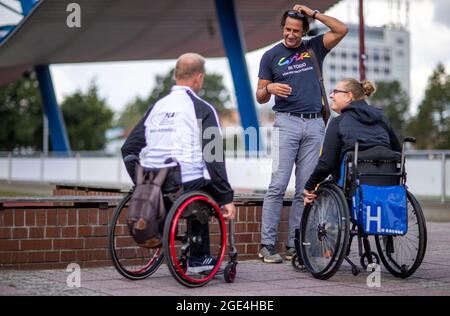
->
<box><xmin>108</xmin><ymin>192</ymin><xmax>164</xmax><ymax>280</ymax></box>
<box><xmin>375</xmin><ymin>190</ymin><xmax>427</xmax><ymax>278</ymax></box>
<box><xmin>163</xmin><ymin>191</ymin><xmax>227</xmax><ymax>288</ymax></box>
<box><xmin>300</xmin><ymin>182</ymin><xmax>350</xmax><ymax>280</ymax></box>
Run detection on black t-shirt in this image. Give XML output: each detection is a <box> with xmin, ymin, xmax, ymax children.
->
<box><xmin>258</xmin><ymin>34</ymin><xmax>329</xmax><ymax>114</ymax></box>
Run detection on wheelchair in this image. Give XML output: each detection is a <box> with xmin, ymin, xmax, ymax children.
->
<box><xmin>108</xmin><ymin>157</ymin><xmax>237</xmax><ymax>288</ymax></box>
<box><xmin>293</xmin><ymin>137</ymin><xmax>427</xmax><ymax>280</ymax></box>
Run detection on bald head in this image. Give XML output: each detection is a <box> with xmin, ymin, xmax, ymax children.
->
<box><xmin>175</xmin><ymin>53</ymin><xmax>206</xmax><ymax>81</ymax></box>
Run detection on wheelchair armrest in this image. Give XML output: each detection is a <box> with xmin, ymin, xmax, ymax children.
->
<box><xmin>403</xmin><ymin>136</ymin><xmax>416</xmax><ymax>143</ymax></box>
<box><xmin>124</xmin><ymin>154</ymin><xmax>139</xmax><ymax>163</ymax></box>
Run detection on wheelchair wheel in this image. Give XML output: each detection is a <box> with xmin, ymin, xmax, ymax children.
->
<box><xmin>300</xmin><ymin>182</ymin><xmax>350</xmax><ymax>280</ymax></box>
<box><xmin>108</xmin><ymin>192</ymin><xmax>164</xmax><ymax>280</ymax></box>
<box><xmin>163</xmin><ymin>191</ymin><xmax>227</xmax><ymax>288</ymax></box>
<box><xmin>375</xmin><ymin>190</ymin><xmax>427</xmax><ymax>278</ymax></box>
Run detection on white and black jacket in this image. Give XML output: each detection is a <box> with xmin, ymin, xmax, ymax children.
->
<box><xmin>121</xmin><ymin>86</ymin><xmax>234</xmax><ymax>204</ymax></box>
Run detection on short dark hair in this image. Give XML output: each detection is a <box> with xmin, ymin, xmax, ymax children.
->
<box><xmin>280</xmin><ymin>10</ymin><xmax>310</xmax><ymax>34</ymax></box>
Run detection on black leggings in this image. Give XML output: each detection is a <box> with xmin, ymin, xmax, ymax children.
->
<box><xmin>182</xmin><ymin>178</ymin><xmax>217</xmax><ymax>257</ymax></box>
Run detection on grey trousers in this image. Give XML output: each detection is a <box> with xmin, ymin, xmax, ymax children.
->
<box><xmin>261</xmin><ymin>112</ymin><xmax>325</xmax><ymax>248</ymax></box>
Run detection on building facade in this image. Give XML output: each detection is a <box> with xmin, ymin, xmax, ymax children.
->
<box><xmin>319</xmin><ymin>23</ymin><xmax>410</xmax><ymax>98</ymax></box>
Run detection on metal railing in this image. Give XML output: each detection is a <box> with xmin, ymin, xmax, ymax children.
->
<box><xmin>0</xmin><ymin>150</ymin><xmax>449</xmax><ymax>203</ymax></box>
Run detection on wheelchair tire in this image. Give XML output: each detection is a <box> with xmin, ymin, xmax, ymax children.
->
<box><xmin>224</xmin><ymin>262</ymin><xmax>237</xmax><ymax>283</ymax></box>
<box><xmin>375</xmin><ymin>190</ymin><xmax>427</xmax><ymax>278</ymax></box>
<box><xmin>163</xmin><ymin>191</ymin><xmax>227</xmax><ymax>288</ymax></box>
<box><xmin>291</xmin><ymin>254</ymin><xmax>306</xmax><ymax>271</ymax></box>
<box><xmin>360</xmin><ymin>251</ymin><xmax>380</xmax><ymax>270</ymax></box>
<box><xmin>300</xmin><ymin>182</ymin><xmax>350</xmax><ymax>280</ymax></box>
<box><xmin>108</xmin><ymin>192</ymin><xmax>164</xmax><ymax>280</ymax></box>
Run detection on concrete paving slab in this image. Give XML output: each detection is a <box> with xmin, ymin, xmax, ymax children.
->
<box><xmin>1</xmin><ymin>221</ymin><xmax>450</xmax><ymax>296</ymax></box>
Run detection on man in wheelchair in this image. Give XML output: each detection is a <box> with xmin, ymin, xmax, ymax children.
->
<box><xmin>303</xmin><ymin>78</ymin><xmax>401</xmax><ymax>203</ymax></box>
<box><xmin>121</xmin><ymin>53</ymin><xmax>236</xmax><ymax>273</ymax></box>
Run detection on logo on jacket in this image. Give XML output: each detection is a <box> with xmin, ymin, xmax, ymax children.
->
<box><xmin>151</xmin><ymin>112</ymin><xmax>179</xmax><ymax>126</ymax></box>
<box><xmin>278</xmin><ymin>51</ymin><xmax>311</xmax><ymax>66</ymax></box>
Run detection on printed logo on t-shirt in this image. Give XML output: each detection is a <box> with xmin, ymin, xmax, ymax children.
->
<box><xmin>277</xmin><ymin>51</ymin><xmax>311</xmax><ymax>66</ymax></box>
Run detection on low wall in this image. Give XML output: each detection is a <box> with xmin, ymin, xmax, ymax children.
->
<box><xmin>0</xmin><ymin>186</ymin><xmax>292</xmax><ymax>269</ymax></box>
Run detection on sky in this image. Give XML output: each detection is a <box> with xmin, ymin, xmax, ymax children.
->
<box><xmin>1</xmin><ymin>0</ymin><xmax>450</xmax><ymax>116</ymax></box>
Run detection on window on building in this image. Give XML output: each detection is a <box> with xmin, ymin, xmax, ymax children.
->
<box><xmin>397</xmin><ymin>38</ymin><xmax>404</xmax><ymax>45</ymax></box>
<box><xmin>341</xmin><ymin>52</ymin><xmax>347</xmax><ymax>59</ymax></box>
<box><xmin>384</xmin><ymin>68</ymin><xmax>390</xmax><ymax>75</ymax></box>
<box><xmin>341</xmin><ymin>65</ymin><xmax>347</xmax><ymax>71</ymax></box>
<box><xmin>384</xmin><ymin>55</ymin><xmax>390</xmax><ymax>62</ymax></box>
<box><xmin>330</xmin><ymin>64</ymin><xmax>336</xmax><ymax>71</ymax></box>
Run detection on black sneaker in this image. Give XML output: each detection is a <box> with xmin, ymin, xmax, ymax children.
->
<box><xmin>188</xmin><ymin>255</ymin><xmax>217</xmax><ymax>273</ymax></box>
<box><xmin>258</xmin><ymin>245</ymin><xmax>283</xmax><ymax>263</ymax></box>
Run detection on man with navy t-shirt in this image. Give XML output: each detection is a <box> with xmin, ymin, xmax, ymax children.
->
<box><xmin>256</xmin><ymin>4</ymin><xmax>348</xmax><ymax>263</ymax></box>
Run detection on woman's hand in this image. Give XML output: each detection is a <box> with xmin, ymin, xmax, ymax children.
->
<box><xmin>303</xmin><ymin>189</ymin><xmax>317</xmax><ymax>205</ymax></box>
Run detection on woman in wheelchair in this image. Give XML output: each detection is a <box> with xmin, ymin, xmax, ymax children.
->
<box><xmin>293</xmin><ymin>78</ymin><xmax>427</xmax><ymax>280</ymax></box>
<box><xmin>304</xmin><ymin>78</ymin><xmax>401</xmax><ymax>202</ymax></box>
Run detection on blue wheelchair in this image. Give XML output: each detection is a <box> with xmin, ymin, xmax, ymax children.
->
<box><xmin>293</xmin><ymin>137</ymin><xmax>427</xmax><ymax>280</ymax></box>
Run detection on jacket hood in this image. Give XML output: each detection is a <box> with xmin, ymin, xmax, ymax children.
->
<box><xmin>341</xmin><ymin>100</ymin><xmax>383</xmax><ymax>125</ymax></box>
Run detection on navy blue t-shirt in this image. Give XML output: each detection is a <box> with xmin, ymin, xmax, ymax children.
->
<box><xmin>258</xmin><ymin>34</ymin><xmax>329</xmax><ymax>114</ymax></box>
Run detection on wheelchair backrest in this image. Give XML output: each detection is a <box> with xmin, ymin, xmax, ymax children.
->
<box><xmin>343</xmin><ymin>146</ymin><xmax>401</xmax><ymax>187</ymax></box>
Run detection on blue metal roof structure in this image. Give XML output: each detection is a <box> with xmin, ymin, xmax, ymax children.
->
<box><xmin>0</xmin><ymin>0</ymin><xmax>339</xmax><ymax>153</ymax></box>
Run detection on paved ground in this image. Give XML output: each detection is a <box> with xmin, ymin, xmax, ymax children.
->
<box><xmin>1</xmin><ymin>221</ymin><xmax>450</xmax><ymax>296</ymax></box>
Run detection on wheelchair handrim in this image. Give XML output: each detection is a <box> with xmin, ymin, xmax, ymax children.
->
<box><xmin>168</xmin><ymin>195</ymin><xmax>227</xmax><ymax>284</ymax></box>
<box><xmin>301</xmin><ymin>185</ymin><xmax>347</xmax><ymax>277</ymax></box>
<box><xmin>109</xmin><ymin>193</ymin><xmax>164</xmax><ymax>279</ymax></box>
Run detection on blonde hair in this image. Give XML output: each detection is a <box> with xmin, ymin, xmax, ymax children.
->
<box><xmin>341</xmin><ymin>78</ymin><xmax>376</xmax><ymax>100</ymax></box>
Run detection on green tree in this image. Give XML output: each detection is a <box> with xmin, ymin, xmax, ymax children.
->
<box><xmin>0</xmin><ymin>72</ymin><xmax>43</xmax><ymax>151</ymax></box>
<box><xmin>370</xmin><ymin>80</ymin><xmax>409</xmax><ymax>137</ymax></box>
<box><xmin>407</xmin><ymin>63</ymin><xmax>450</xmax><ymax>149</ymax></box>
<box><xmin>116</xmin><ymin>69</ymin><xmax>231</xmax><ymax>130</ymax></box>
<box><xmin>61</xmin><ymin>81</ymin><xmax>114</xmax><ymax>151</ymax></box>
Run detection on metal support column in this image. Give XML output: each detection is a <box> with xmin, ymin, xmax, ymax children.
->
<box><xmin>19</xmin><ymin>0</ymin><xmax>38</xmax><ymax>15</ymax></box>
<box><xmin>35</xmin><ymin>65</ymin><xmax>72</xmax><ymax>155</ymax></box>
<box><xmin>214</xmin><ymin>0</ymin><xmax>261</xmax><ymax>152</ymax></box>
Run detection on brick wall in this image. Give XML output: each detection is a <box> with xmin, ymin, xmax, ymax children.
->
<box><xmin>0</xmin><ymin>190</ymin><xmax>292</xmax><ymax>270</ymax></box>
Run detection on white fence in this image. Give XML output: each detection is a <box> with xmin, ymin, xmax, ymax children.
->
<box><xmin>0</xmin><ymin>152</ymin><xmax>449</xmax><ymax>202</ymax></box>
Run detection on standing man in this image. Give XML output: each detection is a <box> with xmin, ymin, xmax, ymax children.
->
<box><xmin>256</xmin><ymin>4</ymin><xmax>348</xmax><ymax>263</ymax></box>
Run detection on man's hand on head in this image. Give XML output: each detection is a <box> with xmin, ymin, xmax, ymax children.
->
<box><xmin>292</xmin><ymin>4</ymin><xmax>314</xmax><ymax>17</ymax></box>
